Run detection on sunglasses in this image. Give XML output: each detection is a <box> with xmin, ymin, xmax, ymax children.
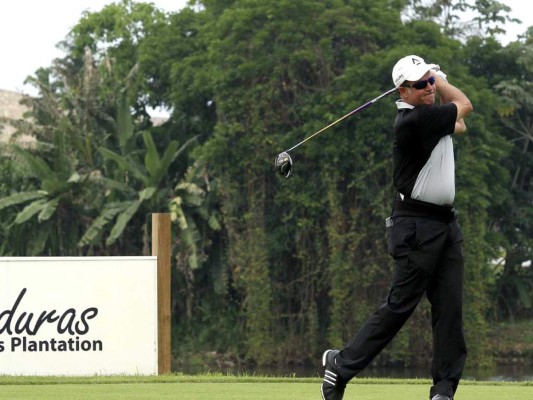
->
<box><xmin>402</xmin><ymin>76</ymin><xmax>436</xmax><ymax>90</ymax></box>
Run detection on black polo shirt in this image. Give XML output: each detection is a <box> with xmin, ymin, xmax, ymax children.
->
<box><xmin>393</xmin><ymin>102</ymin><xmax>457</xmax><ymax>199</ymax></box>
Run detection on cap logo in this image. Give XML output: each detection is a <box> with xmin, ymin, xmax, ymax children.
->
<box><xmin>411</xmin><ymin>57</ymin><xmax>421</xmax><ymax>65</ymax></box>
<box><xmin>394</xmin><ymin>74</ymin><xmax>404</xmax><ymax>84</ymax></box>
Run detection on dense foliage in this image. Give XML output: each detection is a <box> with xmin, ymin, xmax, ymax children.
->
<box><xmin>0</xmin><ymin>0</ymin><xmax>531</xmax><ymax>369</ymax></box>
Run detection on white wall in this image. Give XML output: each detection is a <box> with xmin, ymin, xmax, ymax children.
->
<box><xmin>0</xmin><ymin>257</ymin><xmax>158</xmax><ymax>375</ymax></box>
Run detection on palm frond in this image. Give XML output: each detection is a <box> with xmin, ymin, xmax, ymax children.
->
<box><xmin>92</xmin><ymin>176</ymin><xmax>137</xmax><ymax>196</ymax></box>
<box><xmin>0</xmin><ymin>191</ymin><xmax>47</xmax><ymax>210</ymax></box>
<box><xmin>143</xmin><ymin>131</ymin><xmax>160</xmax><ymax>178</ymax></box>
<box><xmin>38</xmin><ymin>198</ymin><xmax>60</xmax><ymax>222</ymax></box>
<box><xmin>170</xmin><ymin>197</ymin><xmax>188</xmax><ymax>230</ymax></box>
<box><xmin>28</xmin><ymin>228</ymin><xmax>50</xmax><ymax>256</ymax></box>
<box><xmin>10</xmin><ymin>146</ymin><xmax>53</xmax><ymax>180</ymax></box>
<box><xmin>139</xmin><ymin>187</ymin><xmax>157</xmax><ymax>201</ymax></box>
<box><xmin>99</xmin><ymin>147</ymin><xmax>131</xmax><ymax>171</ymax></box>
<box><xmin>78</xmin><ymin>202</ymin><xmax>131</xmax><ymax>246</ymax></box>
<box><xmin>15</xmin><ymin>199</ymin><xmax>48</xmax><ymax>224</ymax></box>
<box><xmin>106</xmin><ymin>200</ymin><xmax>142</xmax><ymax>245</ymax></box>
<box><xmin>178</xmin><ymin>224</ymin><xmax>200</xmax><ymax>270</ymax></box>
<box><xmin>116</xmin><ymin>90</ymin><xmax>135</xmax><ymax>155</ymax></box>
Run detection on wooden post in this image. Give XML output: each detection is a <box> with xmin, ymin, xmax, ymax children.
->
<box><xmin>152</xmin><ymin>213</ymin><xmax>171</xmax><ymax>374</ymax></box>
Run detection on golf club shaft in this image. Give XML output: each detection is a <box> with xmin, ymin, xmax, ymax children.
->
<box><xmin>284</xmin><ymin>87</ymin><xmax>397</xmax><ymax>153</ymax></box>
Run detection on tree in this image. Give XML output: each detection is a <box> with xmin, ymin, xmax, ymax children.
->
<box><xmin>80</xmin><ymin>126</ymin><xmax>198</xmax><ymax>251</ymax></box>
<box><xmin>404</xmin><ymin>0</ymin><xmax>520</xmax><ymax>40</ymax></box>
<box><xmin>63</xmin><ymin>0</ymin><xmax>167</xmax><ymax>117</ymax></box>
<box><xmin>185</xmin><ymin>0</ymin><xmax>507</xmax><ymax>366</ymax></box>
<box><xmin>491</xmin><ymin>36</ymin><xmax>533</xmax><ymax>320</ymax></box>
<box><xmin>0</xmin><ymin>50</ymin><xmax>108</xmax><ymax>256</ymax></box>
<box><xmin>170</xmin><ymin>161</ymin><xmax>221</xmax><ymax>319</ymax></box>
<box><xmin>2</xmin><ymin>0</ymin><xmax>529</xmax><ymax>369</ymax></box>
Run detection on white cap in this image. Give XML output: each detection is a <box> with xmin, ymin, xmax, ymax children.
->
<box><xmin>392</xmin><ymin>55</ymin><xmax>431</xmax><ymax>88</ymax></box>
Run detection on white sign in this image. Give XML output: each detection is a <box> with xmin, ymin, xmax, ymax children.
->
<box><xmin>0</xmin><ymin>257</ymin><xmax>158</xmax><ymax>376</ymax></box>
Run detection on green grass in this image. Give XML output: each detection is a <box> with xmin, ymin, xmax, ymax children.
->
<box><xmin>0</xmin><ymin>375</ymin><xmax>531</xmax><ymax>399</ymax></box>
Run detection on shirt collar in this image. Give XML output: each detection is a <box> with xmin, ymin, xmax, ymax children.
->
<box><xmin>396</xmin><ymin>99</ymin><xmax>415</xmax><ymax>110</ymax></box>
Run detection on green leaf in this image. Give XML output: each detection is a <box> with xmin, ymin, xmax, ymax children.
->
<box><xmin>106</xmin><ymin>200</ymin><xmax>142</xmax><ymax>245</ymax></box>
<box><xmin>159</xmin><ymin>141</ymin><xmax>179</xmax><ymax>169</ymax></box>
<box><xmin>170</xmin><ymin>197</ymin><xmax>188</xmax><ymax>230</ymax></box>
<box><xmin>143</xmin><ymin>131</ymin><xmax>160</xmax><ymax>178</ymax></box>
<box><xmin>99</xmin><ymin>147</ymin><xmax>131</xmax><ymax>171</ymax></box>
<box><xmin>155</xmin><ymin>140</ymin><xmax>180</xmax><ymax>182</ymax></box>
<box><xmin>0</xmin><ymin>191</ymin><xmax>47</xmax><ymax>210</ymax></box>
<box><xmin>38</xmin><ymin>198</ymin><xmax>60</xmax><ymax>222</ymax></box>
<box><xmin>180</xmin><ymin>226</ymin><xmax>199</xmax><ymax>270</ymax></box>
<box><xmin>41</xmin><ymin>179</ymin><xmax>64</xmax><ymax>194</ymax></box>
<box><xmin>96</xmin><ymin>177</ymin><xmax>137</xmax><ymax>196</ymax></box>
<box><xmin>28</xmin><ymin>228</ymin><xmax>50</xmax><ymax>256</ymax></box>
<box><xmin>99</xmin><ymin>147</ymin><xmax>149</xmax><ymax>186</ymax></box>
<box><xmin>208</xmin><ymin>214</ymin><xmax>221</xmax><ymax>231</ymax></box>
<box><xmin>139</xmin><ymin>187</ymin><xmax>157</xmax><ymax>201</ymax></box>
<box><xmin>15</xmin><ymin>199</ymin><xmax>48</xmax><ymax>224</ymax></box>
<box><xmin>11</xmin><ymin>146</ymin><xmax>53</xmax><ymax>180</ymax></box>
<box><xmin>78</xmin><ymin>202</ymin><xmax>130</xmax><ymax>246</ymax></box>
<box><xmin>117</xmin><ymin>90</ymin><xmax>135</xmax><ymax>155</ymax></box>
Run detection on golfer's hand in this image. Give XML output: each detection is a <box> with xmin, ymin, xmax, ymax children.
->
<box><xmin>428</xmin><ymin>63</ymin><xmax>448</xmax><ymax>82</ymax></box>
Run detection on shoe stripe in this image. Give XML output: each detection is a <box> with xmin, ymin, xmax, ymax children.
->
<box><xmin>325</xmin><ymin>370</ymin><xmax>337</xmax><ymax>379</ymax></box>
<box><xmin>323</xmin><ymin>376</ymin><xmax>337</xmax><ymax>385</ymax></box>
<box><xmin>324</xmin><ymin>369</ymin><xmax>337</xmax><ymax>386</ymax></box>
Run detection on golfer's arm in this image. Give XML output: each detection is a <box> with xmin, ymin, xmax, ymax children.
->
<box><xmin>455</xmin><ymin>118</ymin><xmax>467</xmax><ymax>135</ymax></box>
<box><xmin>434</xmin><ymin>75</ymin><xmax>473</xmax><ymax>121</ymax></box>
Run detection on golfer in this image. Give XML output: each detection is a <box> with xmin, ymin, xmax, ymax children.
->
<box><xmin>321</xmin><ymin>55</ymin><xmax>473</xmax><ymax>400</ymax></box>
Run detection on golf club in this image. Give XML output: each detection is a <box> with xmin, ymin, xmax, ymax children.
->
<box><xmin>275</xmin><ymin>87</ymin><xmax>397</xmax><ymax>178</ymax></box>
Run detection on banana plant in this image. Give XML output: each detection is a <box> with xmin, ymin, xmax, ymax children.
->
<box><xmin>79</xmin><ymin>131</ymin><xmax>198</xmax><ymax>247</ymax></box>
<box><xmin>170</xmin><ymin>161</ymin><xmax>221</xmax><ymax>319</ymax></box>
<box><xmin>170</xmin><ymin>162</ymin><xmax>221</xmax><ymax>268</ymax></box>
<box><xmin>0</xmin><ymin>144</ymin><xmax>100</xmax><ymax>255</ymax></box>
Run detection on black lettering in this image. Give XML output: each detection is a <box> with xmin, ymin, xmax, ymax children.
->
<box><xmin>27</xmin><ymin>338</ymin><xmax>38</xmax><ymax>352</ymax></box>
<box><xmin>14</xmin><ymin>311</ymin><xmax>35</xmax><ymax>335</ymax></box>
<box><xmin>11</xmin><ymin>337</ymin><xmax>22</xmax><ymax>351</ymax></box>
<box><xmin>50</xmin><ymin>338</ymin><xmax>60</xmax><ymax>351</ymax></box>
<box><xmin>57</xmin><ymin>309</ymin><xmax>76</xmax><ymax>335</ymax></box>
<box><xmin>1</xmin><ymin>289</ymin><xmax>98</xmax><ymax>336</ymax></box>
<box><xmin>76</xmin><ymin>308</ymin><xmax>98</xmax><ymax>334</ymax></box>
<box><xmin>0</xmin><ymin>341</ymin><xmax>4</xmax><ymax>352</ymax></box>
<box><xmin>8</xmin><ymin>336</ymin><xmax>104</xmax><ymax>352</ymax></box>
<box><xmin>32</xmin><ymin>310</ymin><xmax>59</xmax><ymax>335</ymax></box>
<box><xmin>0</xmin><ymin>288</ymin><xmax>27</xmax><ymax>334</ymax></box>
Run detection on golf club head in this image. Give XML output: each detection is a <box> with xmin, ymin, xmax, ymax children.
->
<box><xmin>275</xmin><ymin>152</ymin><xmax>292</xmax><ymax>178</ymax></box>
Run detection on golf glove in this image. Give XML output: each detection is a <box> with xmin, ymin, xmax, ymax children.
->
<box><xmin>428</xmin><ymin>63</ymin><xmax>448</xmax><ymax>82</ymax></box>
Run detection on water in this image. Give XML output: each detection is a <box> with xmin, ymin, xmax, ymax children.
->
<box><xmin>177</xmin><ymin>364</ymin><xmax>533</xmax><ymax>382</ymax></box>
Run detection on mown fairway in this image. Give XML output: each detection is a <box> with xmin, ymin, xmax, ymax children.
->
<box><xmin>0</xmin><ymin>376</ymin><xmax>531</xmax><ymax>399</ymax></box>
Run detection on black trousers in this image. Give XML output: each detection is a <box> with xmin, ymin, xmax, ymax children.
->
<box><xmin>336</xmin><ymin>217</ymin><xmax>466</xmax><ymax>399</ymax></box>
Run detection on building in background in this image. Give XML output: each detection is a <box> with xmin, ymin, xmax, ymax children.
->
<box><xmin>1</xmin><ymin>89</ymin><xmax>24</xmax><ymax>140</ymax></box>
<box><xmin>0</xmin><ymin>89</ymin><xmax>34</xmax><ymax>145</ymax></box>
